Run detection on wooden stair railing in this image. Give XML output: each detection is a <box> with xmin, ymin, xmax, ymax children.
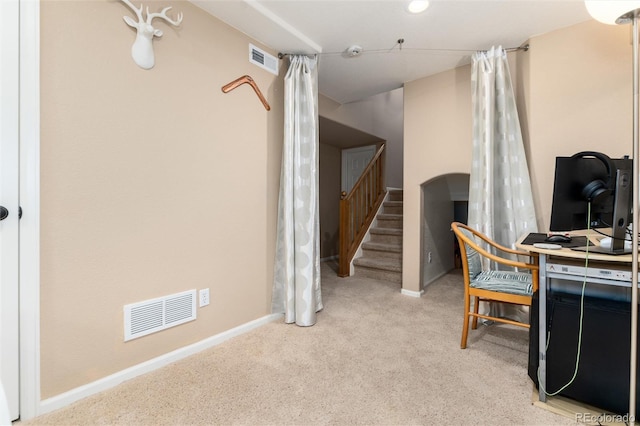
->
<box><xmin>338</xmin><ymin>144</ymin><xmax>386</xmax><ymax>277</ymax></box>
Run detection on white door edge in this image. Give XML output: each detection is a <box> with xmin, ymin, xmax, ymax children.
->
<box><xmin>19</xmin><ymin>0</ymin><xmax>41</xmax><ymax>420</ymax></box>
<box><xmin>1</xmin><ymin>0</ymin><xmax>21</xmax><ymax>419</ymax></box>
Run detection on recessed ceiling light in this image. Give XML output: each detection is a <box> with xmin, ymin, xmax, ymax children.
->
<box><xmin>407</xmin><ymin>0</ymin><xmax>429</xmax><ymax>14</ymax></box>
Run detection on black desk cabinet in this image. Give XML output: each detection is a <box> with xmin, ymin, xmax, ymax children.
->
<box><xmin>529</xmin><ymin>290</ymin><xmax>639</xmax><ymax>415</ymax></box>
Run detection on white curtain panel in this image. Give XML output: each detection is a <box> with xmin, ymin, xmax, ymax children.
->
<box><xmin>272</xmin><ymin>55</ymin><xmax>323</xmax><ymax>326</ymax></box>
<box><xmin>468</xmin><ymin>46</ymin><xmax>538</xmax><ymax>322</ymax></box>
<box><xmin>469</xmin><ymin>46</ymin><xmax>537</xmax><ymax>251</ymax></box>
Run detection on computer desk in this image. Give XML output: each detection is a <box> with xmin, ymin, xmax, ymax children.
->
<box><xmin>517</xmin><ymin>230</ymin><xmax>635</xmax><ymax>404</ymax></box>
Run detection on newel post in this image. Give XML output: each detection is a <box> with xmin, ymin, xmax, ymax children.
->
<box><xmin>338</xmin><ymin>191</ymin><xmax>350</xmax><ymax>277</ymax></box>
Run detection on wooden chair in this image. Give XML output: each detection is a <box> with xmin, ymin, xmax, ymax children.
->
<box><xmin>451</xmin><ymin>222</ymin><xmax>539</xmax><ymax>349</ymax></box>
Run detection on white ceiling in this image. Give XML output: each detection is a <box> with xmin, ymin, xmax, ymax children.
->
<box><xmin>192</xmin><ymin>0</ymin><xmax>593</xmax><ymax>104</ymax></box>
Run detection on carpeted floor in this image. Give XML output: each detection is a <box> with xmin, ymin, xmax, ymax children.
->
<box><xmin>21</xmin><ymin>262</ymin><xmax>573</xmax><ymax>425</ymax></box>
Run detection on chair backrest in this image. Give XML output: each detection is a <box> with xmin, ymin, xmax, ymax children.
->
<box><xmin>458</xmin><ymin>227</ymin><xmax>483</xmax><ymax>279</ymax></box>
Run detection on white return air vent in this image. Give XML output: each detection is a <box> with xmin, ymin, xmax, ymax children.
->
<box><xmin>249</xmin><ymin>43</ymin><xmax>278</xmax><ymax>75</ymax></box>
<box><xmin>124</xmin><ymin>290</ymin><xmax>196</xmax><ymax>342</ymax></box>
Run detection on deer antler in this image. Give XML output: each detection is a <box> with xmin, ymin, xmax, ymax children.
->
<box><xmin>146</xmin><ymin>6</ymin><xmax>183</xmax><ymax>27</ymax></box>
<box><xmin>120</xmin><ymin>0</ymin><xmax>144</xmax><ymax>22</ymax></box>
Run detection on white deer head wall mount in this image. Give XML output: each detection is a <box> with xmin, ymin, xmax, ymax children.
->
<box><xmin>121</xmin><ymin>0</ymin><xmax>183</xmax><ymax>70</ymax></box>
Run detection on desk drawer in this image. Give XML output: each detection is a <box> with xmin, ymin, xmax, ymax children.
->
<box><xmin>547</xmin><ymin>262</ymin><xmax>635</xmax><ymax>283</ymax></box>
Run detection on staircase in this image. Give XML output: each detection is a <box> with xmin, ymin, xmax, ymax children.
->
<box><xmin>353</xmin><ymin>189</ymin><xmax>403</xmax><ymax>284</ymax></box>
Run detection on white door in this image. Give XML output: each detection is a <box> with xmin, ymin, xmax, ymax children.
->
<box><xmin>0</xmin><ymin>0</ymin><xmax>21</xmax><ymax>421</ymax></box>
<box><xmin>341</xmin><ymin>145</ymin><xmax>376</xmax><ymax>194</ymax></box>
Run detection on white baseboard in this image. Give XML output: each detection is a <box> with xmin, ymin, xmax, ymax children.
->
<box><xmin>38</xmin><ymin>313</ymin><xmax>283</xmax><ymax>416</ymax></box>
<box><xmin>400</xmin><ymin>270</ymin><xmax>450</xmax><ymax>298</ymax></box>
<box><xmin>400</xmin><ymin>288</ymin><xmax>424</xmax><ymax>298</ymax></box>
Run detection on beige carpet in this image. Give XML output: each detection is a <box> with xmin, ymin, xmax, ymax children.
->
<box><xmin>21</xmin><ymin>262</ymin><xmax>573</xmax><ymax>426</ymax></box>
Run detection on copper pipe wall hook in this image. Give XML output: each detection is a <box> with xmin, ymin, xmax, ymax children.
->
<box><xmin>221</xmin><ymin>75</ymin><xmax>271</xmax><ymax>111</ymax></box>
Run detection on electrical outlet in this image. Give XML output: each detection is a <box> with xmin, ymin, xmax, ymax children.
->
<box><xmin>199</xmin><ymin>288</ymin><xmax>210</xmax><ymax>307</ymax></box>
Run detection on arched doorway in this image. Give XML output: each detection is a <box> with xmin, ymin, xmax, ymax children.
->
<box><xmin>420</xmin><ymin>173</ymin><xmax>469</xmax><ymax>288</ymax></box>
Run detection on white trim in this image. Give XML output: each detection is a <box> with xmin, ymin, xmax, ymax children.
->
<box><xmin>19</xmin><ymin>0</ymin><xmax>41</xmax><ymax>420</ymax></box>
<box><xmin>243</xmin><ymin>0</ymin><xmax>322</xmax><ymax>53</ymax></box>
<box><xmin>400</xmin><ymin>288</ymin><xmax>424</xmax><ymax>298</ymax></box>
<box><xmin>2</xmin><ymin>0</ymin><xmax>21</xmax><ymax>419</ymax></box>
<box><xmin>38</xmin><ymin>313</ymin><xmax>283</xmax><ymax>416</ymax></box>
<box><xmin>402</xmin><ymin>237</ymin><xmax>446</xmax><ymax>296</ymax></box>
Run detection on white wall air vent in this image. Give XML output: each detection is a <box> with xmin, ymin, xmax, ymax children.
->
<box><xmin>249</xmin><ymin>43</ymin><xmax>278</xmax><ymax>76</ymax></box>
<box><xmin>124</xmin><ymin>289</ymin><xmax>196</xmax><ymax>342</ymax></box>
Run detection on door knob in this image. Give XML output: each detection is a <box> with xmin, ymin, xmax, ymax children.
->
<box><xmin>0</xmin><ymin>206</ymin><xmax>8</xmax><ymax>221</ymax></box>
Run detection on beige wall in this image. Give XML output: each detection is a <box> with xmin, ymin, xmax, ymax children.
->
<box><xmin>403</xmin><ymin>65</ymin><xmax>472</xmax><ymax>292</ymax></box>
<box><xmin>319</xmin><ymin>89</ymin><xmax>404</xmax><ymax>188</ymax></box>
<box><xmin>526</xmin><ymin>20</ymin><xmax>632</xmax><ymax>231</ymax></box>
<box><xmin>40</xmin><ymin>0</ymin><xmax>283</xmax><ymax>398</ymax></box>
<box><xmin>319</xmin><ymin>143</ymin><xmax>341</xmax><ymax>259</ymax></box>
<box><xmin>403</xmin><ymin>20</ymin><xmax>632</xmax><ymax>292</ymax></box>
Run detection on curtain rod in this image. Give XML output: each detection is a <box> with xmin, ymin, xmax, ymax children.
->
<box><xmin>277</xmin><ymin>53</ymin><xmax>317</xmax><ymax>59</ymax></box>
<box><xmin>278</xmin><ymin>44</ymin><xmax>529</xmax><ymax>59</ymax></box>
<box><xmin>504</xmin><ymin>44</ymin><xmax>530</xmax><ymax>53</ymax></box>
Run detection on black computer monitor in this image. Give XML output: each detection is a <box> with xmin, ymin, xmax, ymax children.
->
<box><xmin>549</xmin><ymin>152</ymin><xmax>632</xmax><ymax>253</ymax></box>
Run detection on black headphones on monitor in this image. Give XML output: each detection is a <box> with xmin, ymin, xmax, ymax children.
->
<box><xmin>571</xmin><ymin>151</ymin><xmax>615</xmax><ymax>202</ymax></box>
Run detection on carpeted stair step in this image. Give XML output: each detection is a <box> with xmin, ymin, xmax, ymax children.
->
<box><xmin>382</xmin><ymin>200</ymin><xmax>403</xmax><ymax>215</ymax></box>
<box><xmin>388</xmin><ymin>189</ymin><xmax>403</xmax><ymax>202</ymax></box>
<box><xmin>377</xmin><ymin>213</ymin><xmax>403</xmax><ymax>229</ymax></box>
<box><xmin>361</xmin><ymin>241</ymin><xmax>402</xmax><ymax>261</ymax></box>
<box><xmin>369</xmin><ymin>226</ymin><xmax>402</xmax><ymax>245</ymax></box>
<box><xmin>353</xmin><ymin>257</ymin><xmax>402</xmax><ymax>284</ymax></box>
<box><xmin>351</xmin><ymin>189</ymin><xmax>403</xmax><ymax>285</ymax></box>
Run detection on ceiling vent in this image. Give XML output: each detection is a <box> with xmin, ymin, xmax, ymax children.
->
<box><xmin>124</xmin><ymin>289</ymin><xmax>196</xmax><ymax>341</ymax></box>
<box><xmin>249</xmin><ymin>43</ymin><xmax>278</xmax><ymax>75</ymax></box>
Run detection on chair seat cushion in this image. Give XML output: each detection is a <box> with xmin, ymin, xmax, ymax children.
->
<box><xmin>470</xmin><ymin>270</ymin><xmax>533</xmax><ymax>296</ymax></box>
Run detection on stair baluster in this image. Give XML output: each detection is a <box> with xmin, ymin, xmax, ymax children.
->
<box><xmin>338</xmin><ymin>144</ymin><xmax>386</xmax><ymax>277</ymax></box>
